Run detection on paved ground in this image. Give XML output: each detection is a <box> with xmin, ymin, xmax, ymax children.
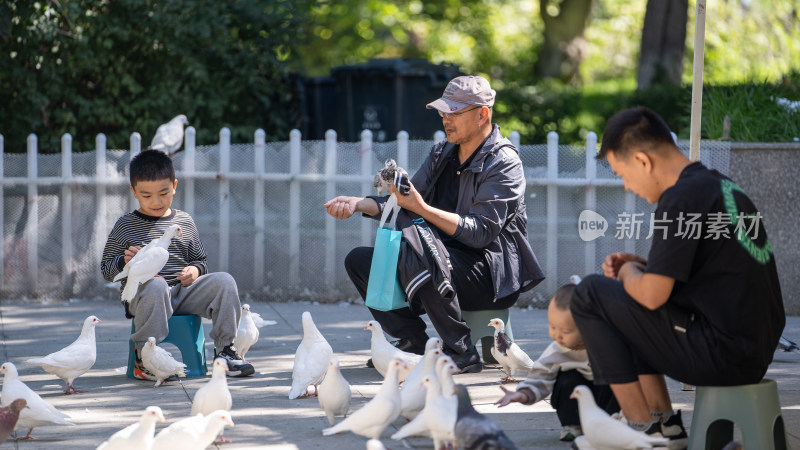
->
<box><xmin>0</xmin><ymin>298</ymin><xmax>797</xmax><ymax>449</ymax></box>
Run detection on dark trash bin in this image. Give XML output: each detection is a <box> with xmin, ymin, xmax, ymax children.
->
<box><xmin>301</xmin><ymin>58</ymin><xmax>462</xmax><ymax>142</ymax></box>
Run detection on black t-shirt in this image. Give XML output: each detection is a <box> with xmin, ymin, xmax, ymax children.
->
<box><xmin>645</xmin><ymin>162</ymin><xmax>784</xmax><ymax>366</ymax></box>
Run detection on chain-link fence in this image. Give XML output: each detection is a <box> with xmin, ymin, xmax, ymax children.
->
<box><xmin>0</xmin><ymin>130</ymin><xmax>730</xmax><ymax>308</ymax></box>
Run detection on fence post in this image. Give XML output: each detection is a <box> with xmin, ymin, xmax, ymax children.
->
<box><xmin>510</xmin><ymin>131</ymin><xmax>521</xmax><ymax>150</ymax></box>
<box><xmin>95</xmin><ymin>134</ymin><xmax>107</xmax><ymax>287</ymax></box>
<box><xmin>584</xmin><ymin>131</ymin><xmax>597</xmax><ymax>277</ymax></box>
<box><xmin>289</xmin><ymin>129</ymin><xmax>302</xmax><ymax>286</ymax></box>
<box><xmin>183</xmin><ymin>127</ymin><xmax>196</xmax><ymax>217</ymax></box>
<box><xmin>62</xmin><ymin>133</ymin><xmax>74</xmax><ymax>295</ymax></box>
<box><xmin>26</xmin><ymin>134</ymin><xmax>39</xmax><ymax>292</ymax></box>
<box><xmin>324</xmin><ymin>129</ymin><xmax>338</xmax><ymax>288</ymax></box>
<box><xmin>129</xmin><ymin>132</ymin><xmax>141</xmax><ymax>210</ymax></box>
<box><xmin>219</xmin><ymin>128</ymin><xmax>231</xmax><ymax>272</ymax></box>
<box><xmin>254</xmin><ymin>129</ymin><xmax>266</xmax><ymax>289</ymax></box>
<box><xmin>546</xmin><ymin>131</ymin><xmax>559</xmax><ymax>294</ymax></box>
<box><xmin>397</xmin><ymin>131</ymin><xmax>409</xmax><ymax>170</ymax></box>
<box><xmin>0</xmin><ymin>135</ymin><xmax>4</xmax><ymax>290</ymax></box>
<box><xmin>360</xmin><ymin>130</ymin><xmax>374</xmax><ymax>247</ymax></box>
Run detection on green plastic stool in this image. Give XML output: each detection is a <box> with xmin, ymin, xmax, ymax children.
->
<box><xmin>126</xmin><ymin>314</ymin><xmax>208</xmax><ymax>378</ymax></box>
<box><xmin>461</xmin><ymin>309</ymin><xmax>513</xmax><ymax>363</ymax></box>
<box><xmin>689</xmin><ymin>379</ymin><xmax>788</xmax><ymax>450</ymax></box>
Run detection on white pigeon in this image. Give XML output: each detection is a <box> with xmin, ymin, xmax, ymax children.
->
<box><xmin>114</xmin><ymin>224</ymin><xmax>183</xmax><ymax>303</ymax></box>
<box><xmin>24</xmin><ymin>315</ymin><xmax>101</xmax><ymax>394</ymax></box>
<box><xmin>391</xmin><ymin>355</ymin><xmax>458</xmax><ymax>441</ymax></box>
<box><xmin>570</xmin><ymin>274</ymin><xmax>583</xmax><ymax>285</ymax></box>
<box><xmin>399</xmin><ymin>337</ymin><xmax>442</xmax><ymax>420</ymax></box>
<box><xmin>148</xmin><ymin>114</ymin><xmax>189</xmax><ymax>156</ymax></box>
<box><xmin>322</xmin><ymin>359</ymin><xmax>405</xmax><ymax>439</ymax></box>
<box><xmin>140</xmin><ymin>337</ymin><xmax>186</xmax><ymax>387</ymax></box>
<box><xmin>318</xmin><ymin>357</ymin><xmax>351</xmax><ymax>425</ymax></box>
<box><xmin>151</xmin><ymin>410</ymin><xmax>234</xmax><ymax>450</ymax></box>
<box><xmin>571</xmin><ymin>385</ymin><xmax>668</xmax><ymax>449</ymax></box>
<box><xmin>0</xmin><ymin>362</ymin><xmax>74</xmax><ymax>439</ymax></box>
<box><xmin>191</xmin><ymin>358</ymin><xmax>232</xmax><ymax>441</ymax></box>
<box><xmin>365</xmin><ymin>320</ymin><xmax>421</xmax><ymax>382</ymax></box>
<box><xmin>421</xmin><ymin>375</ymin><xmax>457</xmax><ymax>450</ymax></box>
<box><xmin>235</xmin><ymin>303</ymin><xmax>276</xmax><ymax>360</ymax></box>
<box><xmin>366</xmin><ymin>438</ymin><xmax>389</xmax><ymax>450</ymax></box>
<box><xmin>488</xmin><ymin>318</ymin><xmax>534</xmax><ymax>382</ymax></box>
<box><xmin>96</xmin><ymin>406</ymin><xmax>165</xmax><ymax>450</ymax></box>
<box><xmin>289</xmin><ymin>311</ymin><xmax>333</xmax><ymax>399</ymax></box>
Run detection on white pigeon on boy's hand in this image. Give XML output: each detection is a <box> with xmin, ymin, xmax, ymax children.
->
<box><xmin>114</xmin><ymin>224</ymin><xmax>182</xmax><ymax>302</ymax></box>
<box><xmin>148</xmin><ymin>114</ymin><xmax>189</xmax><ymax>156</ymax></box>
<box><xmin>571</xmin><ymin>385</ymin><xmax>668</xmax><ymax>449</ymax></box>
<box><xmin>24</xmin><ymin>315</ymin><xmax>101</xmax><ymax>394</ymax></box>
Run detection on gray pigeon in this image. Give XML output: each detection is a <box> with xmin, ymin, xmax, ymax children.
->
<box><xmin>373</xmin><ymin>159</ymin><xmax>410</xmax><ymax>196</ymax></box>
<box><xmin>778</xmin><ymin>335</ymin><xmax>800</xmax><ymax>353</ymax></box>
<box><xmin>454</xmin><ymin>384</ymin><xmax>518</xmax><ymax>450</ymax></box>
<box><xmin>0</xmin><ymin>399</ymin><xmax>26</xmax><ymax>444</ymax></box>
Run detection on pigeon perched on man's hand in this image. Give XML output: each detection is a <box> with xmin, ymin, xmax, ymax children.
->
<box><xmin>374</xmin><ymin>159</ymin><xmax>410</xmax><ymax>196</ymax></box>
<box><xmin>148</xmin><ymin>115</ymin><xmax>189</xmax><ymax>156</ymax></box>
<box><xmin>24</xmin><ymin>315</ymin><xmax>101</xmax><ymax>394</ymax></box>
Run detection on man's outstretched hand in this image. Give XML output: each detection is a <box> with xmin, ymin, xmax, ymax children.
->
<box><xmin>602</xmin><ymin>252</ymin><xmax>646</xmax><ymax>280</ymax></box>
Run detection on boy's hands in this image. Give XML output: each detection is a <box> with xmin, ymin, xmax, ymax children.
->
<box><xmin>177</xmin><ymin>266</ymin><xmax>199</xmax><ymax>286</ymax></box>
<box><xmin>494</xmin><ymin>386</ymin><xmax>531</xmax><ymax>407</ymax></box>
<box><xmin>124</xmin><ymin>246</ymin><xmax>141</xmax><ymax>264</ymax></box>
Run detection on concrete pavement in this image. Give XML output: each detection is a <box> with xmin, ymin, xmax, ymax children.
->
<box><xmin>0</xmin><ymin>298</ymin><xmax>797</xmax><ymax>449</ymax></box>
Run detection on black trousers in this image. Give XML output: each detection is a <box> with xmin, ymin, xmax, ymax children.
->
<box><xmin>551</xmin><ymin>369</ymin><xmax>619</xmax><ymax>427</ymax></box>
<box><xmin>345</xmin><ymin>245</ymin><xmax>517</xmax><ymax>354</ymax></box>
<box><xmin>570</xmin><ymin>274</ymin><xmax>767</xmax><ymax>386</ymax></box>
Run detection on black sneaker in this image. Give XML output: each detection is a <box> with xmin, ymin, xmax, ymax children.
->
<box><xmin>214</xmin><ymin>345</ymin><xmax>255</xmax><ymax>377</ymax></box>
<box><xmin>658</xmin><ymin>410</ymin><xmax>689</xmax><ymax>450</ymax></box>
<box><xmin>366</xmin><ymin>338</ymin><xmax>426</xmax><ymax>368</ymax></box>
<box><xmin>442</xmin><ymin>345</ymin><xmax>483</xmax><ymax>373</ymax></box>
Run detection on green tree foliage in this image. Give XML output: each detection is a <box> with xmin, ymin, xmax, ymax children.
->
<box><xmin>0</xmin><ymin>0</ymin><xmax>312</xmax><ymax>153</ymax></box>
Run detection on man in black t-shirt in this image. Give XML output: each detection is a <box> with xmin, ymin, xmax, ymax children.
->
<box><xmin>571</xmin><ymin>107</ymin><xmax>785</xmax><ymax>449</ymax></box>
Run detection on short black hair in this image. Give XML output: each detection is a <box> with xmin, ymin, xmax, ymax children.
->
<box><xmin>129</xmin><ymin>150</ymin><xmax>175</xmax><ymax>187</ymax></box>
<box><xmin>552</xmin><ymin>283</ymin><xmax>577</xmax><ymax>310</ymax></box>
<box><xmin>597</xmin><ymin>106</ymin><xmax>677</xmax><ymax>160</ymax></box>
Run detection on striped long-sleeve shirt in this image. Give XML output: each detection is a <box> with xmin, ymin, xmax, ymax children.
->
<box><xmin>101</xmin><ymin>209</ymin><xmax>209</xmax><ymax>299</ymax></box>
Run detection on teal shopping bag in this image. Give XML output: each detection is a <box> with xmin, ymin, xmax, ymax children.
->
<box><xmin>365</xmin><ymin>194</ymin><xmax>409</xmax><ymax>311</ymax></box>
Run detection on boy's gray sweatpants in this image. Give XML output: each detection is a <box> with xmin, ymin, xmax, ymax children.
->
<box><xmin>129</xmin><ymin>272</ymin><xmax>241</xmax><ymax>354</ymax></box>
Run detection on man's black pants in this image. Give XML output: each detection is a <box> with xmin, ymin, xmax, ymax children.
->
<box><xmin>570</xmin><ymin>274</ymin><xmax>767</xmax><ymax>386</ymax></box>
<box><xmin>345</xmin><ymin>245</ymin><xmax>516</xmax><ymax>354</ymax></box>
<box><xmin>551</xmin><ymin>369</ymin><xmax>619</xmax><ymax>427</ymax></box>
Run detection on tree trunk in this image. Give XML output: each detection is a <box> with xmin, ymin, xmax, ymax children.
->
<box><xmin>534</xmin><ymin>0</ymin><xmax>593</xmax><ymax>83</ymax></box>
<box><xmin>637</xmin><ymin>0</ymin><xmax>688</xmax><ymax>90</ymax></box>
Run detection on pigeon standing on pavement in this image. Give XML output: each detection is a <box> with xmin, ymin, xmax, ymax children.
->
<box><xmin>236</xmin><ymin>303</ymin><xmax>276</xmax><ymax>360</ymax></box>
<box><xmin>0</xmin><ymin>362</ymin><xmax>74</xmax><ymax>439</ymax></box>
<box><xmin>366</xmin><ymin>438</ymin><xmax>389</xmax><ymax>450</ymax></box>
<box><xmin>318</xmin><ymin>357</ymin><xmax>351</xmax><ymax>425</ymax></box>
<box><xmin>322</xmin><ymin>359</ymin><xmax>405</xmax><ymax>439</ymax></box>
<box><xmin>365</xmin><ymin>320</ymin><xmax>421</xmax><ymax>382</ymax></box>
<box><xmin>191</xmin><ymin>358</ymin><xmax>232</xmax><ymax>442</ymax></box>
<box><xmin>400</xmin><ymin>338</ymin><xmax>443</xmax><ymax>420</ymax></box>
<box><xmin>114</xmin><ymin>224</ymin><xmax>183</xmax><ymax>303</ymax></box>
<box><xmin>151</xmin><ymin>410</ymin><xmax>234</xmax><ymax>450</ymax></box>
<box><xmin>148</xmin><ymin>114</ymin><xmax>189</xmax><ymax>156</ymax></box>
<box><xmin>289</xmin><ymin>311</ymin><xmax>333</xmax><ymax>399</ymax></box>
<box><xmin>391</xmin><ymin>355</ymin><xmax>458</xmax><ymax>441</ymax></box>
<box><xmin>0</xmin><ymin>399</ymin><xmax>26</xmax><ymax>444</ymax></box>
<box><xmin>454</xmin><ymin>384</ymin><xmax>518</xmax><ymax>450</ymax></box>
<box><xmin>421</xmin><ymin>375</ymin><xmax>457</xmax><ymax>450</ymax></box>
<box><xmin>488</xmin><ymin>318</ymin><xmax>534</xmax><ymax>382</ymax></box>
<box><xmin>23</xmin><ymin>315</ymin><xmax>101</xmax><ymax>394</ymax></box>
<box><xmin>571</xmin><ymin>385</ymin><xmax>668</xmax><ymax>449</ymax></box>
<box><xmin>96</xmin><ymin>406</ymin><xmax>165</xmax><ymax>450</ymax></box>
<box><xmin>141</xmin><ymin>337</ymin><xmax>187</xmax><ymax>387</ymax></box>
<box><xmin>778</xmin><ymin>335</ymin><xmax>800</xmax><ymax>353</ymax></box>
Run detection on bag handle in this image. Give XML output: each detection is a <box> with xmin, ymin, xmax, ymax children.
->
<box><xmin>378</xmin><ymin>193</ymin><xmax>400</xmax><ymax>229</ymax></box>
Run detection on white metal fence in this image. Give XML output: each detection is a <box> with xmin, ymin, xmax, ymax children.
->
<box><xmin>0</xmin><ymin>128</ymin><xmax>730</xmax><ymax>306</ymax></box>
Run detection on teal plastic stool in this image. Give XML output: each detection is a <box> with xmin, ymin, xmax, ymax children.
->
<box><xmin>461</xmin><ymin>309</ymin><xmax>513</xmax><ymax>363</ymax></box>
<box><xmin>688</xmin><ymin>379</ymin><xmax>789</xmax><ymax>450</ymax></box>
<box><xmin>126</xmin><ymin>315</ymin><xmax>207</xmax><ymax>378</ymax></box>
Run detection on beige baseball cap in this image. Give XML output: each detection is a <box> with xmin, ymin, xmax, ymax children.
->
<box><xmin>426</xmin><ymin>75</ymin><xmax>496</xmax><ymax>113</ymax></box>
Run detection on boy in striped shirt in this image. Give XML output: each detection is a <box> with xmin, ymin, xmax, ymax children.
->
<box><xmin>101</xmin><ymin>150</ymin><xmax>254</xmax><ymax>379</ymax></box>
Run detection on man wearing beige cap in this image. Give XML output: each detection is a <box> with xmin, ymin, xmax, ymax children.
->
<box><xmin>324</xmin><ymin>76</ymin><xmax>544</xmax><ymax>372</ymax></box>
